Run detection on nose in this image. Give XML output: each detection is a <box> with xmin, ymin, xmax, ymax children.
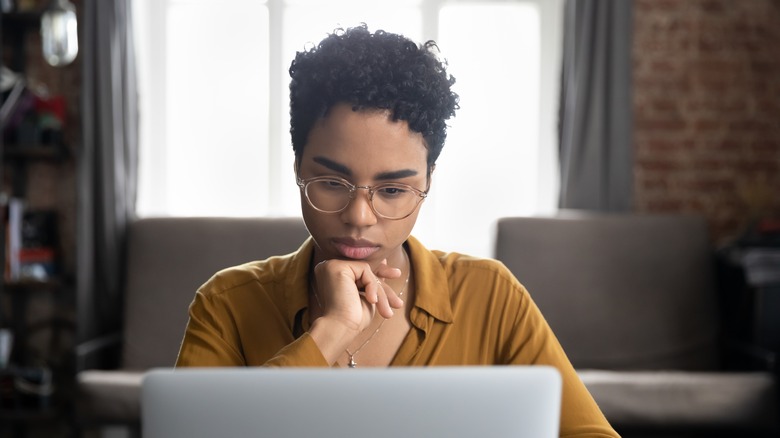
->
<box><xmin>340</xmin><ymin>186</ymin><xmax>378</xmax><ymax>226</ymax></box>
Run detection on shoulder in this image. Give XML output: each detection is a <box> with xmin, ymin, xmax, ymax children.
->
<box><xmin>433</xmin><ymin>250</ymin><xmax>513</xmax><ymax>278</ymax></box>
<box><xmin>411</xmin><ymin>241</ymin><xmax>534</xmax><ymax>330</ymax></box>
<box><xmin>408</xmin><ymin>237</ymin><xmax>529</xmax><ymax>310</ymax></box>
<box><xmin>197</xmin><ymin>253</ymin><xmax>300</xmax><ymax>300</ymax></box>
<box><xmin>433</xmin><ymin>250</ymin><xmax>522</xmax><ymax>290</ymax></box>
<box><xmin>195</xmin><ymin>238</ymin><xmax>313</xmax><ymax>300</ymax></box>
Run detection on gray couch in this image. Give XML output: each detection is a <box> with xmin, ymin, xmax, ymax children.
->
<box><xmin>494</xmin><ymin>212</ymin><xmax>778</xmax><ymax>437</ymax></box>
<box><xmin>75</xmin><ymin>217</ymin><xmax>310</xmax><ymax>434</ymax></box>
<box><xmin>76</xmin><ymin>213</ymin><xmax>779</xmax><ymax>437</ymax></box>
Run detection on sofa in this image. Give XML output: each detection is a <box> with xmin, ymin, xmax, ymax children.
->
<box><xmin>494</xmin><ymin>212</ymin><xmax>778</xmax><ymax>437</ymax></box>
<box><xmin>76</xmin><ymin>213</ymin><xmax>778</xmax><ymax>437</ymax></box>
<box><xmin>75</xmin><ymin>217</ymin><xmax>310</xmax><ymax>435</ymax></box>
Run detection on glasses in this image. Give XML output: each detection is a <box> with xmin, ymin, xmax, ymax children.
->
<box><xmin>297</xmin><ymin>176</ymin><xmax>428</xmax><ymax>220</ymax></box>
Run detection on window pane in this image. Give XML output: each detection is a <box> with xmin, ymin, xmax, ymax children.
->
<box><xmin>143</xmin><ymin>0</ymin><xmax>269</xmax><ymax>216</ymax></box>
<box><xmin>285</xmin><ymin>0</ymin><xmax>420</xmax><ymax>6</ymax></box>
<box><xmin>135</xmin><ymin>0</ymin><xmax>557</xmax><ymax>248</ymax></box>
<box><xmin>414</xmin><ymin>3</ymin><xmax>540</xmax><ymax>257</ymax></box>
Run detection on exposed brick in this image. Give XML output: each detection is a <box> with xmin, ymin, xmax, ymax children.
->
<box><xmin>729</xmin><ymin>119</ymin><xmax>773</xmax><ymax>131</ymax></box>
<box><xmin>636</xmin><ymin>158</ymin><xmax>684</xmax><ymax>172</ymax></box>
<box><xmin>645</xmin><ymin>199</ymin><xmax>687</xmax><ymax>212</ymax></box>
<box><xmin>651</xmin><ymin>98</ymin><xmax>680</xmax><ymax>112</ymax></box>
<box><xmin>679</xmin><ymin>177</ymin><xmax>736</xmax><ymax>192</ymax></box>
<box><xmin>634</xmin><ymin>0</ymin><xmax>780</xmax><ymax>244</ymax></box>
<box><xmin>635</xmin><ymin>118</ymin><xmax>688</xmax><ymax>131</ymax></box>
<box><xmin>693</xmin><ymin>119</ymin><xmax>724</xmax><ymax>132</ymax></box>
<box><xmin>644</xmin><ymin>139</ymin><xmax>680</xmax><ymax>151</ymax></box>
<box><xmin>639</xmin><ymin>178</ymin><xmax>669</xmax><ymax>191</ymax></box>
<box><xmin>750</xmin><ymin>140</ymin><xmax>780</xmax><ymax>152</ymax></box>
<box><xmin>734</xmin><ymin>160</ymin><xmax>780</xmax><ymax>173</ymax></box>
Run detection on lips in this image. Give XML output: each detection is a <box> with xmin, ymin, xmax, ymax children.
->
<box><xmin>332</xmin><ymin>237</ymin><xmax>380</xmax><ymax>260</ymax></box>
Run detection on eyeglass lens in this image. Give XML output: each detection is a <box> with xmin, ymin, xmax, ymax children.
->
<box><xmin>305</xmin><ymin>179</ymin><xmax>420</xmax><ymax>219</ymax></box>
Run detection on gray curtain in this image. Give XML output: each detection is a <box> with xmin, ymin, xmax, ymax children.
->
<box><xmin>77</xmin><ymin>0</ymin><xmax>138</xmax><ymax>346</ymax></box>
<box><xmin>558</xmin><ymin>0</ymin><xmax>633</xmax><ymax>211</ymax></box>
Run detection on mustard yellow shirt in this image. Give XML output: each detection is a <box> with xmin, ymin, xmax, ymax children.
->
<box><xmin>176</xmin><ymin>236</ymin><xmax>619</xmax><ymax>438</ymax></box>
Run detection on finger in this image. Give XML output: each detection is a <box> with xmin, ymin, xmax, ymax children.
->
<box><xmin>358</xmin><ymin>278</ymin><xmax>380</xmax><ymax>304</ymax></box>
<box><xmin>368</xmin><ymin>277</ymin><xmax>383</xmax><ymax>305</ymax></box>
<box><xmin>374</xmin><ymin>260</ymin><xmax>403</xmax><ymax>311</ymax></box>
<box><xmin>373</xmin><ymin>279</ymin><xmax>395</xmax><ymax>319</ymax></box>
<box><xmin>375</xmin><ymin>260</ymin><xmax>402</xmax><ymax>281</ymax></box>
<box><xmin>375</xmin><ymin>273</ymin><xmax>404</xmax><ymax>311</ymax></box>
<box><xmin>386</xmin><ymin>286</ymin><xmax>405</xmax><ymax>310</ymax></box>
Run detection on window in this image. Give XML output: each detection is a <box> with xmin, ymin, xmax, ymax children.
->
<box><xmin>133</xmin><ymin>0</ymin><xmax>563</xmax><ymax>257</ymax></box>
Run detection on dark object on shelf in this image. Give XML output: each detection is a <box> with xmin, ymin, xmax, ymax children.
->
<box><xmin>19</xmin><ymin>210</ymin><xmax>59</xmax><ymax>280</ymax></box>
<box><xmin>21</xmin><ymin>210</ymin><xmax>57</xmax><ymax>248</ymax></box>
<box><xmin>0</xmin><ymin>365</ymin><xmax>53</xmax><ymax>411</ymax></box>
<box><xmin>717</xmin><ymin>217</ymin><xmax>780</xmax><ymax>372</ymax></box>
<box><xmin>3</xmin><ymin>203</ymin><xmax>60</xmax><ymax>281</ymax></box>
<box><xmin>2</xmin><ymin>87</ymin><xmax>67</xmax><ymax>150</ymax></box>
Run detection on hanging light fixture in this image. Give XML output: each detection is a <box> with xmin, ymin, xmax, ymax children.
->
<box><xmin>41</xmin><ymin>0</ymin><xmax>79</xmax><ymax>67</ymax></box>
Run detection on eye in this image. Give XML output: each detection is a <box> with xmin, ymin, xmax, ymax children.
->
<box><xmin>376</xmin><ymin>185</ymin><xmax>409</xmax><ymax>198</ymax></box>
<box><xmin>317</xmin><ymin>179</ymin><xmax>349</xmax><ymax>192</ymax></box>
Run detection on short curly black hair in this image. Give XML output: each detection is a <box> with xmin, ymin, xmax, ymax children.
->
<box><xmin>289</xmin><ymin>24</ymin><xmax>459</xmax><ymax>169</ymax></box>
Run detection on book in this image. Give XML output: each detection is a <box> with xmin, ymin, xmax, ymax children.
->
<box><xmin>5</xmin><ymin>197</ymin><xmax>24</xmax><ymax>281</ymax></box>
<box><xmin>3</xmin><ymin>202</ymin><xmax>59</xmax><ymax>282</ymax></box>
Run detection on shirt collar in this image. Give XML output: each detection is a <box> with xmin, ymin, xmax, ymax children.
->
<box><xmin>283</xmin><ymin>237</ymin><xmax>316</xmax><ymax>327</ymax></box>
<box><xmin>406</xmin><ymin>236</ymin><xmax>454</xmax><ymax>323</ymax></box>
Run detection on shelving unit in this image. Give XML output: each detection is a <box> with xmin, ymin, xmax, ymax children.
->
<box><xmin>1</xmin><ymin>8</ymin><xmax>76</xmax><ymax>437</ymax></box>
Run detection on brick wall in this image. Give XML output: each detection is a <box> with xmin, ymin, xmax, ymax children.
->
<box><xmin>633</xmin><ymin>0</ymin><xmax>780</xmax><ymax>246</ymax></box>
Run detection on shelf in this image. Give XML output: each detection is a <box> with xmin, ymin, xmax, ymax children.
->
<box><xmin>3</xmin><ymin>146</ymin><xmax>67</xmax><ymax>162</ymax></box>
<box><xmin>0</xmin><ymin>407</ymin><xmax>59</xmax><ymax>422</ymax></box>
<box><xmin>0</xmin><ymin>11</ymin><xmax>43</xmax><ymax>25</ymax></box>
<box><xmin>2</xmin><ymin>279</ymin><xmax>63</xmax><ymax>292</ymax></box>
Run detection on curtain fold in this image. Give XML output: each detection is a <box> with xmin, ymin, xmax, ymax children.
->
<box><xmin>558</xmin><ymin>0</ymin><xmax>633</xmax><ymax>211</ymax></box>
<box><xmin>77</xmin><ymin>0</ymin><xmax>138</xmax><ymax>347</ymax></box>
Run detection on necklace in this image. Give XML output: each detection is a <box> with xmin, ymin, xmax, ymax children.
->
<box><xmin>312</xmin><ymin>248</ymin><xmax>410</xmax><ymax>368</ymax></box>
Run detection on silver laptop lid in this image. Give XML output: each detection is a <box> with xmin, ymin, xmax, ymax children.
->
<box><xmin>142</xmin><ymin>366</ymin><xmax>561</xmax><ymax>438</ymax></box>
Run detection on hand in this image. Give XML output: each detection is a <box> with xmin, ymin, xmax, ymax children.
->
<box><xmin>312</xmin><ymin>259</ymin><xmax>404</xmax><ymax>333</ymax></box>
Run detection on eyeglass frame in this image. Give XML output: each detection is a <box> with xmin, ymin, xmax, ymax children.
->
<box><xmin>296</xmin><ymin>175</ymin><xmax>429</xmax><ymax>220</ymax></box>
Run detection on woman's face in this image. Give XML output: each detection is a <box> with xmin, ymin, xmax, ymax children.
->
<box><xmin>296</xmin><ymin>103</ymin><xmax>429</xmax><ymax>269</ymax></box>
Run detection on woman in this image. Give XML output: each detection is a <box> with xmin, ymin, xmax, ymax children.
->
<box><xmin>176</xmin><ymin>24</ymin><xmax>619</xmax><ymax>437</ymax></box>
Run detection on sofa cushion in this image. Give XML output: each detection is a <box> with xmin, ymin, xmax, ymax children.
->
<box><xmin>495</xmin><ymin>213</ymin><xmax>720</xmax><ymax>370</ymax></box>
<box><xmin>579</xmin><ymin>370</ymin><xmax>779</xmax><ymax>431</ymax></box>
<box><xmin>121</xmin><ymin>217</ymin><xmax>309</xmax><ymax>370</ymax></box>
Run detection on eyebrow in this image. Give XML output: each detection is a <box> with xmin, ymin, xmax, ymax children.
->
<box><xmin>313</xmin><ymin>156</ymin><xmax>352</xmax><ymax>176</ymax></box>
<box><xmin>312</xmin><ymin>156</ymin><xmax>419</xmax><ymax>181</ymax></box>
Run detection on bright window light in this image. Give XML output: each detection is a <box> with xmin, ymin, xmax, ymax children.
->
<box><xmin>134</xmin><ymin>0</ymin><xmax>562</xmax><ymax>257</ymax></box>
<box><xmin>416</xmin><ymin>3</ymin><xmax>541</xmax><ymax>256</ymax></box>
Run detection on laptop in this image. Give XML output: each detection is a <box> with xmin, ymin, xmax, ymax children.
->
<box><xmin>141</xmin><ymin>366</ymin><xmax>561</xmax><ymax>438</ymax></box>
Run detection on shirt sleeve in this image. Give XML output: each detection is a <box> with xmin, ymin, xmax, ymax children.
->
<box><xmin>175</xmin><ymin>290</ymin><xmax>329</xmax><ymax>368</ymax></box>
<box><xmin>503</xmin><ymin>278</ymin><xmax>620</xmax><ymax>438</ymax></box>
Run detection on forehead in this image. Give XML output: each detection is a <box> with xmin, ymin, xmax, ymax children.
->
<box><xmin>301</xmin><ymin>104</ymin><xmax>428</xmax><ymax>171</ymax></box>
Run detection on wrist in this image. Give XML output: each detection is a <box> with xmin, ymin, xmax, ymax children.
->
<box><xmin>308</xmin><ymin>316</ymin><xmax>360</xmax><ymax>365</ymax></box>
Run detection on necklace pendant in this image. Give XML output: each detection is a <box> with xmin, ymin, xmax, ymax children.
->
<box><xmin>348</xmin><ymin>357</ymin><xmax>357</xmax><ymax>368</ymax></box>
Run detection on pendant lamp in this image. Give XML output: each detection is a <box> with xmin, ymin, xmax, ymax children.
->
<box><xmin>41</xmin><ymin>0</ymin><xmax>79</xmax><ymax>67</ymax></box>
